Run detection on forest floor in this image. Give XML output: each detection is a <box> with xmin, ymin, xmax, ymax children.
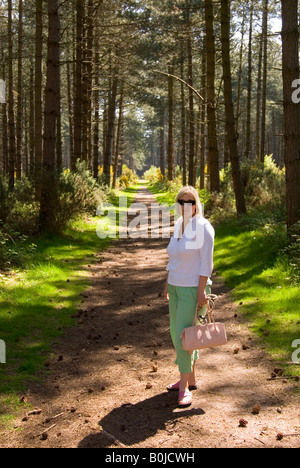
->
<box><xmin>1</xmin><ymin>186</ymin><xmax>299</xmax><ymax>449</ymax></box>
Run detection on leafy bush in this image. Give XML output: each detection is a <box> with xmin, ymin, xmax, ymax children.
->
<box><xmin>241</xmin><ymin>155</ymin><xmax>286</xmax><ymax>208</ymax></box>
<box><xmin>0</xmin><ymin>177</ymin><xmax>9</xmax><ymax>223</ymax></box>
<box><xmin>0</xmin><ymin>224</ymin><xmax>37</xmax><ymax>270</ymax></box>
<box><xmin>118</xmin><ymin>165</ymin><xmax>139</xmax><ymax>188</ymax></box>
<box><xmin>281</xmin><ymin>222</ymin><xmax>300</xmax><ymax>285</ymax></box>
<box><xmin>5</xmin><ymin>200</ymin><xmax>40</xmax><ymax>236</ymax></box>
<box><xmin>143</xmin><ymin>166</ymin><xmax>165</xmax><ymax>185</ymax></box>
<box><xmin>55</xmin><ymin>160</ymin><xmax>108</xmax><ymax>232</ymax></box>
<box><xmin>0</xmin><ymin>177</ymin><xmax>39</xmax><ymax>236</ymax></box>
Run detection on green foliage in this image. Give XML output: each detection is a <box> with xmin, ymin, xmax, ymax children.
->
<box><xmin>0</xmin><ymin>224</ymin><xmax>37</xmax><ymax>270</ymax></box>
<box><xmin>280</xmin><ymin>222</ymin><xmax>300</xmax><ymax>285</ymax></box>
<box><xmin>214</xmin><ymin>218</ymin><xmax>299</xmax><ymax>379</ymax></box>
<box><xmin>0</xmin><ymin>177</ymin><xmax>8</xmax><ymax>223</ymax></box>
<box><xmin>241</xmin><ymin>155</ymin><xmax>286</xmax><ymax>208</ymax></box>
<box><xmin>144</xmin><ymin>166</ymin><xmax>183</xmax><ymax>197</ymax></box>
<box><xmin>55</xmin><ymin>160</ymin><xmax>107</xmax><ymax>232</ymax></box>
<box><xmin>118</xmin><ymin>165</ymin><xmax>139</xmax><ymax>188</ymax></box>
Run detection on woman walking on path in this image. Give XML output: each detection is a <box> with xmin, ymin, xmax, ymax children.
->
<box><xmin>164</xmin><ymin>186</ymin><xmax>215</xmax><ymax>408</ymax></box>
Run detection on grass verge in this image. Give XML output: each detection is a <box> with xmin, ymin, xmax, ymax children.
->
<box><xmin>214</xmin><ymin>217</ymin><xmax>300</xmax><ymax>381</ymax></box>
<box><xmin>0</xmin><ymin>185</ymin><xmax>138</xmax><ymax>429</ymax></box>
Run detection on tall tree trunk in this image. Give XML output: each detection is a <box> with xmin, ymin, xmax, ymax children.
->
<box><xmin>180</xmin><ymin>46</ymin><xmax>187</xmax><ymax>186</ymax></box>
<box><xmin>112</xmin><ymin>83</ymin><xmax>124</xmax><ymax>189</ymax></box>
<box><xmin>86</xmin><ymin>0</ymin><xmax>94</xmax><ymax>168</ymax></box>
<box><xmin>256</xmin><ymin>32</ymin><xmax>263</xmax><ymax>161</ymax></box>
<box><xmin>281</xmin><ymin>0</ymin><xmax>300</xmax><ymax>230</ymax></box>
<box><xmin>204</xmin><ymin>0</ymin><xmax>220</xmax><ymax>193</ymax></box>
<box><xmin>245</xmin><ymin>1</ymin><xmax>253</xmax><ymax>159</ymax></box>
<box><xmin>39</xmin><ymin>0</ymin><xmax>60</xmax><ymax>232</ymax></box>
<box><xmin>35</xmin><ymin>0</ymin><xmax>43</xmax><ymax>184</ymax></box>
<box><xmin>67</xmin><ymin>62</ymin><xmax>74</xmax><ymax>168</ymax></box>
<box><xmin>103</xmin><ymin>71</ymin><xmax>118</xmax><ymax>187</ymax></box>
<box><xmin>221</xmin><ymin>0</ymin><xmax>247</xmax><ymax>215</ymax></box>
<box><xmin>93</xmin><ymin>48</ymin><xmax>100</xmax><ymax>179</ymax></box>
<box><xmin>159</xmin><ymin>104</ymin><xmax>165</xmax><ymax>175</ymax></box>
<box><xmin>200</xmin><ymin>46</ymin><xmax>206</xmax><ymax>190</ymax></box>
<box><xmin>236</xmin><ymin>5</ymin><xmax>246</xmax><ymax>135</ymax></box>
<box><xmin>8</xmin><ymin>0</ymin><xmax>16</xmax><ymax>192</ymax></box>
<box><xmin>73</xmin><ymin>0</ymin><xmax>84</xmax><ymax>170</ymax></box>
<box><xmin>29</xmin><ymin>68</ymin><xmax>35</xmax><ymax>178</ymax></box>
<box><xmin>167</xmin><ymin>65</ymin><xmax>174</xmax><ymax>181</ymax></box>
<box><xmin>56</xmin><ymin>61</ymin><xmax>62</xmax><ymax>172</ymax></box>
<box><xmin>16</xmin><ymin>0</ymin><xmax>23</xmax><ymax>180</ymax></box>
<box><xmin>1</xmin><ymin>58</ymin><xmax>8</xmax><ymax>176</ymax></box>
<box><xmin>186</xmin><ymin>0</ymin><xmax>195</xmax><ymax>186</ymax></box>
<box><xmin>260</xmin><ymin>0</ymin><xmax>269</xmax><ymax>163</ymax></box>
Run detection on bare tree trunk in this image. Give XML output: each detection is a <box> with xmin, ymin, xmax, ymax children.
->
<box><xmin>180</xmin><ymin>46</ymin><xmax>187</xmax><ymax>186</ymax></box>
<box><xmin>281</xmin><ymin>0</ymin><xmax>300</xmax><ymax>231</ymax></box>
<box><xmin>39</xmin><ymin>0</ymin><xmax>60</xmax><ymax>232</ymax></box>
<box><xmin>93</xmin><ymin>48</ymin><xmax>100</xmax><ymax>179</ymax></box>
<box><xmin>260</xmin><ymin>0</ymin><xmax>269</xmax><ymax>164</ymax></box>
<box><xmin>245</xmin><ymin>1</ymin><xmax>253</xmax><ymax>159</ymax></box>
<box><xmin>186</xmin><ymin>0</ymin><xmax>195</xmax><ymax>186</ymax></box>
<box><xmin>204</xmin><ymin>0</ymin><xmax>220</xmax><ymax>193</ymax></box>
<box><xmin>86</xmin><ymin>0</ymin><xmax>94</xmax><ymax>169</ymax></box>
<box><xmin>73</xmin><ymin>0</ymin><xmax>84</xmax><ymax>170</ymax></box>
<box><xmin>159</xmin><ymin>104</ymin><xmax>165</xmax><ymax>175</ymax></box>
<box><xmin>167</xmin><ymin>65</ymin><xmax>174</xmax><ymax>181</ymax></box>
<box><xmin>67</xmin><ymin>62</ymin><xmax>74</xmax><ymax>168</ymax></box>
<box><xmin>16</xmin><ymin>0</ymin><xmax>23</xmax><ymax>180</ymax></box>
<box><xmin>103</xmin><ymin>71</ymin><xmax>118</xmax><ymax>186</ymax></box>
<box><xmin>29</xmin><ymin>68</ymin><xmax>35</xmax><ymax>177</ymax></box>
<box><xmin>221</xmin><ymin>0</ymin><xmax>247</xmax><ymax>215</ymax></box>
<box><xmin>113</xmin><ymin>83</ymin><xmax>124</xmax><ymax>189</ymax></box>
<box><xmin>1</xmin><ymin>55</ymin><xmax>8</xmax><ymax>176</ymax></box>
<box><xmin>200</xmin><ymin>47</ymin><xmax>206</xmax><ymax>190</ymax></box>
<box><xmin>236</xmin><ymin>5</ymin><xmax>246</xmax><ymax>135</ymax></box>
<box><xmin>35</xmin><ymin>0</ymin><xmax>43</xmax><ymax>183</ymax></box>
<box><xmin>256</xmin><ymin>32</ymin><xmax>263</xmax><ymax>161</ymax></box>
<box><xmin>8</xmin><ymin>0</ymin><xmax>16</xmax><ymax>192</ymax></box>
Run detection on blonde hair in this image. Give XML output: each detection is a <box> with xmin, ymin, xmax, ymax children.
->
<box><xmin>175</xmin><ymin>186</ymin><xmax>203</xmax><ymax>217</ymax></box>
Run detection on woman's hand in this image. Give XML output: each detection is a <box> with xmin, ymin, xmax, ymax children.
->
<box><xmin>164</xmin><ymin>282</ymin><xmax>169</xmax><ymax>301</ymax></box>
<box><xmin>198</xmin><ymin>276</ymin><xmax>208</xmax><ymax>307</ymax></box>
<box><xmin>198</xmin><ymin>290</ymin><xmax>207</xmax><ymax>308</ymax></box>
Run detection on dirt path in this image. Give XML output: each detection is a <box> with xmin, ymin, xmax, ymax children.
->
<box><xmin>2</xmin><ymin>186</ymin><xmax>299</xmax><ymax>448</ymax></box>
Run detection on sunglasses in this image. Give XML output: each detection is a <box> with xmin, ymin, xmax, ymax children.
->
<box><xmin>178</xmin><ymin>199</ymin><xmax>196</xmax><ymax>206</ymax></box>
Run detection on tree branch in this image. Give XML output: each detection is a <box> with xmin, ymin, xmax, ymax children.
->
<box><xmin>152</xmin><ymin>70</ymin><xmax>205</xmax><ymax>102</ymax></box>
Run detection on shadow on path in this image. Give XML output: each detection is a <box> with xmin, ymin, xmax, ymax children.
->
<box><xmin>78</xmin><ymin>392</ymin><xmax>205</xmax><ymax>448</ymax></box>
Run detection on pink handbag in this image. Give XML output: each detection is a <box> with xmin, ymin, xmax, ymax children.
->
<box><xmin>181</xmin><ymin>295</ymin><xmax>227</xmax><ymax>353</ymax></box>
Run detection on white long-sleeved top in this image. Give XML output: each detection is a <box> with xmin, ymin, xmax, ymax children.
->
<box><xmin>166</xmin><ymin>215</ymin><xmax>215</xmax><ymax>287</ymax></box>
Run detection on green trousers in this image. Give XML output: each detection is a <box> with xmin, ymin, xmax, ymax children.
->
<box><xmin>168</xmin><ymin>284</ymin><xmax>211</xmax><ymax>374</ymax></box>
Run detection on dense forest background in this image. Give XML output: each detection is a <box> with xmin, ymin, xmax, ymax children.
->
<box><xmin>0</xmin><ymin>0</ymin><xmax>299</xmax><ymax>235</ymax></box>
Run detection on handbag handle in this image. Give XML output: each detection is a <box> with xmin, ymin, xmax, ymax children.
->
<box><xmin>193</xmin><ymin>294</ymin><xmax>219</xmax><ymax>327</ymax></box>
